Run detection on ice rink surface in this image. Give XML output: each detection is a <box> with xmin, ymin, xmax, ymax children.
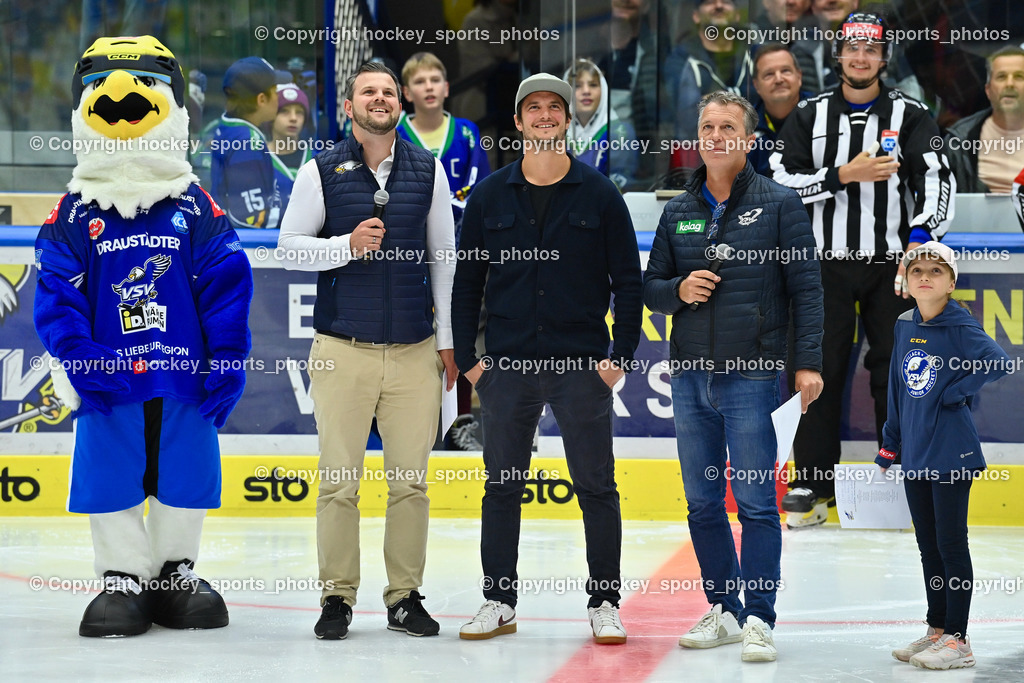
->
<box><xmin>2</xmin><ymin>517</ymin><xmax>1023</xmax><ymax>682</ymax></box>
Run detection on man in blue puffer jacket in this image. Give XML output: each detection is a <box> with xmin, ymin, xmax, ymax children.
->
<box><xmin>644</xmin><ymin>91</ymin><xmax>823</xmax><ymax>663</ymax></box>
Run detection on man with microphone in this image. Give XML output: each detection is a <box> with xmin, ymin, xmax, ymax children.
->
<box><xmin>277</xmin><ymin>61</ymin><xmax>457</xmax><ymax>640</ymax></box>
<box><xmin>644</xmin><ymin>91</ymin><xmax>823</xmax><ymax>663</ymax></box>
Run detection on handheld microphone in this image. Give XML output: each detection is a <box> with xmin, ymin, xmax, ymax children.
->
<box><xmin>363</xmin><ymin>189</ymin><xmax>390</xmax><ymax>261</ymax></box>
<box><xmin>689</xmin><ymin>243</ymin><xmax>734</xmax><ymax>311</ymax></box>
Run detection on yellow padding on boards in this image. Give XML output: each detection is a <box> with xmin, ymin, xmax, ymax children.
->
<box><xmin>1</xmin><ymin>455</ymin><xmax>1022</xmax><ymax>525</ymax></box>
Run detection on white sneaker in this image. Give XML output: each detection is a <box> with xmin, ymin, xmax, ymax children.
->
<box><xmin>678</xmin><ymin>604</ymin><xmax>743</xmax><ymax>648</ymax></box>
<box><xmin>588</xmin><ymin>601</ymin><xmax>626</xmax><ymax>644</ymax></box>
<box><xmin>909</xmin><ymin>634</ymin><xmax>976</xmax><ymax>670</ymax></box>
<box><xmin>459</xmin><ymin>600</ymin><xmax>516</xmax><ymax>640</ymax></box>
<box><xmin>892</xmin><ymin>625</ymin><xmax>941</xmax><ymax>662</ymax></box>
<box><xmin>741</xmin><ymin>615</ymin><xmax>777</xmax><ymax>662</ymax></box>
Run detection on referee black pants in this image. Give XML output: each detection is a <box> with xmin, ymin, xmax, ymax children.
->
<box><xmin>790</xmin><ymin>258</ymin><xmax>913</xmax><ymax>499</ymax></box>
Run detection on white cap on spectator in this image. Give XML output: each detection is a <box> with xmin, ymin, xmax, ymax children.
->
<box><xmin>902</xmin><ymin>241</ymin><xmax>958</xmax><ymax>282</ymax></box>
<box><xmin>514</xmin><ymin>73</ymin><xmax>573</xmax><ymax>114</ymax></box>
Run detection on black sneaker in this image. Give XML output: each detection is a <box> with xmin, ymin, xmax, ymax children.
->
<box><xmin>780</xmin><ymin>487</ymin><xmax>817</xmax><ymax>513</ymax></box>
<box><xmin>387</xmin><ymin>590</ymin><xmax>440</xmax><ymax>636</ymax></box>
<box><xmin>315</xmin><ymin>596</ymin><xmax>352</xmax><ymax>640</ymax></box>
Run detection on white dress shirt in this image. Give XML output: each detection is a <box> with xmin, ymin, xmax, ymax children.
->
<box><xmin>277</xmin><ymin>139</ymin><xmax>456</xmax><ymax>349</ymax></box>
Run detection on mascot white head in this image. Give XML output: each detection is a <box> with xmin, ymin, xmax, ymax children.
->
<box><xmin>69</xmin><ymin>36</ymin><xmax>197</xmax><ymax>219</ymax></box>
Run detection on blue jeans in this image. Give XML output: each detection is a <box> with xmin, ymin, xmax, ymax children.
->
<box><xmin>671</xmin><ymin>370</ymin><xmax>782</xmax><ymax>628</ymax></box>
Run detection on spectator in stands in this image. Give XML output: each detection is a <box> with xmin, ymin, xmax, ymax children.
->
<box><xmin>771</xmin><ymin>12</ymin><xmax>955</xmax><ymax>529</ymax></box>
<box><xmin>599</xmin><ymin>0</ymin><xmax>660</xmax><ymax>185</ymax></box>
<box><xmin>946</xmin><ymin>46</ymin><xmax>1024</xmax><ymax>194</ymax></box>
<box><xmin>209</xmin><ymin>57</ymin><xmax>290</xmax><ymax>229</ymax></box>
<box><xmin>452</xmin><ymin>0</ymin><xmax>519</xmax><ymax>170</ymax></box>
<box><xmin>268</xmin><ymin>83</ymin><xmax>314</xmax><ymax>211</ymax></box>
<box><xmin>749</xmin><ymin>44</ymin><xmax>808</xmax><ymax>175</ymax></box>
<box><xmin>664</xmin><ymin>0</ymin><xmax>757</xmax><ymax>143</ymax></box>
<box><xmin>565</xmin><ymin>58</ymin><xmax>639</xmax><ymax>189</ymax></box>
<box><xmin>754</xmin><ymin>0</ymin><xmax>811</xmax><ymax>32</ymax></box>
<box><xmin>397</xmin><ymin>51</ymin><xmax>491</xmax><ymax>451</ymax></box>
<box><xmin>791</xmin><ymin>0</ymin><xmax>924</xmax><ymax>100</ymax></box>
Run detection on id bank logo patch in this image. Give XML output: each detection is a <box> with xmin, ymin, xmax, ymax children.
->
<box><xmin>113</xmin><ymin>254</ymin><xmax>171</xmax><ymax>334</ymax></box>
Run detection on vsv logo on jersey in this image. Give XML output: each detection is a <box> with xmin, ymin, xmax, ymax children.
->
<box><xmin>113</xmin><ymin>254</ymin><xmax>173</xmax><ymax>334</ymax></box>
<box><xmin>902</xmin><ymin>349</ymin><xmax>938</xmax><ymax>398</ymax></box>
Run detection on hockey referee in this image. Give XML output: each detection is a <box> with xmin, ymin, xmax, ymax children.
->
<box><xmin>770</xmin><ymin>11</ymin><xmax>955</xmax><ymax>529</ymax></box>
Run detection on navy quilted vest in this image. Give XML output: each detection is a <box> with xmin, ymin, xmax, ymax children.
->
<box><xmin>314</xmin><ymin>135</ymin><xmax>435</xmax><ymax>343</ymax></box>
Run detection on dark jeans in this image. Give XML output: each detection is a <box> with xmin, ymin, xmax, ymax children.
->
<box><xmin>904</xmin><ymin>476</ymin><xmax>974</xmax><ymax>637</ymax></box>
<box><xmin>475</xmin><ymin>367</ymin><xmax>621</xmax><ymax>609</ymax></box>
<box><xmin>791</xmin><ymin>259</ymin><xmax>913</xmax><ymax>498</ymax></box>
<box><xmin>671</xmin><ymin>369</ymin><xmax>782</xmax><ymax>628</ymax></box>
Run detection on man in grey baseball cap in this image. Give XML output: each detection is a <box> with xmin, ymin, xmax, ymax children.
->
<box><xmin>453</xmin><ymin>72</ymin><xmax>643</xmax><ymax>644</ymax></box>
<box><xmin>513</xmin><ymin>72</ymin><xmax>574</xmax><ymax>114</ymax></box>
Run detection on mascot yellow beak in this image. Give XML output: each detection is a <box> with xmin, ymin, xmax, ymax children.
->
<box><xmin>81</xmin><ymin>69</ymin><xmax>170</xmax><ymax>139</ymax></box>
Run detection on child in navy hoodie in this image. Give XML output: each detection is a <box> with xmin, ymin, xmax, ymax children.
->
<box><xmin>876</xmin><ymin>242</ymin><xmax>1010</xmax><ymax>670</ymax></box>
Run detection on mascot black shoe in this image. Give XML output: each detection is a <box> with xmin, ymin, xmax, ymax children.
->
<box><xmin>151</xmin><ymin>559</ymin><xmax>229</xmax><ymax>629</ymax></box>
<box><xmin>79</xmin><ymin>571</ymin><xmax>152</xmax><ymax>637</ymax></box>
<box><xmin>33</xmin><ymin>36</ymin><xmax>253</xmax><ymax>637</ymax></box>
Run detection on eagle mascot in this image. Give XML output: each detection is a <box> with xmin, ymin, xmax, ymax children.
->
<box><xmin>33</xmin><ymin>36</ymin><xmax>253</xmax><ymax>637</ymax></box>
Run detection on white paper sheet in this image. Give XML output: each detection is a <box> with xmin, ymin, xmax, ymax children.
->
<box><xmin>771</xmin><ymin>391</ymin><xmax>802</xmax><ymax>466</ymax></box>
<box><xmin>834</xmin><ymin>464</ymin><xmax>913</xmax><ymax>529</ymax></box>
<box><xmin>440</xmin><ymin>374</ymin><xmax>458</xmax><ymax>438</ymax></box>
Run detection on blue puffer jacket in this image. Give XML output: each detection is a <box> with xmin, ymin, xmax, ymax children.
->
<box><xmin>643</xmin><ymin>162</ymin><xmax>823</xmax><ymax>371</ymax></box>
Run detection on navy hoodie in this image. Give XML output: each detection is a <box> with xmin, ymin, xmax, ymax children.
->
<box><xmin>876</xmin><ymin>302</ymin><xmax>1011</xmax><ymax>476</ymax></box>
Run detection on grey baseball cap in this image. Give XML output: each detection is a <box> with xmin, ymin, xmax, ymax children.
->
<box><xmin>514</xmin><ymin>73</ymin><xmax>573</xmax><ymax>114</ymax></box>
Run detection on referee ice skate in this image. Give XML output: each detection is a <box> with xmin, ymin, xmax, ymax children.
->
<box><xmin>770</xmin><ymin>11</ymin><xmax>955</xmax><ymax>529</ymax></box>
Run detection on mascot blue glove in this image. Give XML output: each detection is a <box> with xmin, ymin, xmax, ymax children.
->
<box><xmin>201</xmin><ymin>360</ymin><xmax>247</xmax><ymax>428</ymax></box>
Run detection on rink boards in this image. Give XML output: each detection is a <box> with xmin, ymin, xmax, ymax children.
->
<box><xmin>1</xmin><ymin>454</ymin><xmax>1022</xmax><ymax>525</ymax></box>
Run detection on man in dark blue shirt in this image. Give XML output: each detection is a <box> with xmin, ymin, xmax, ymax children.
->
<box><xmin>452</xmin><ymin>73</ymin><xmax>643</xmax><ymax>645</ymax></box>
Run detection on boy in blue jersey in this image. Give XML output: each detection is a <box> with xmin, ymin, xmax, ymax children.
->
<box><xmin>398</xmin><ymin>52</ymin><xmax>491</xmax><ymax>450</ymax></box>
<box><xmin>398</xmin><ymin>52</ymin><xmax>490</xmax><ymax>244</ymax></box>
<box><xmin>34</xmin><ymin>36</ymin><xmax>253</xmax><ymax>638</ymax></box>
<box><xmin>209</xmin><ymin>56</ymin><xmax>291</xmax><ymax>229</ymax></box>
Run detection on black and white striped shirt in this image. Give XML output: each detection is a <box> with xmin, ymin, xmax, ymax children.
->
<box><xmin>770</xmin><ymin>85</ymin><xmax>955</xmax><ymax>257</ymax></box>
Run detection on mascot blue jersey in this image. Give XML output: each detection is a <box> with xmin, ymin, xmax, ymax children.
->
<box><xmin>34</xmin><ymin>185</ymin><xmax>252</xmax><ymax>412</ymax></box>
<box><xmin>396</xmin><ymin>112</ymin><xmax>489</xmax><ymax>242</ymax></box>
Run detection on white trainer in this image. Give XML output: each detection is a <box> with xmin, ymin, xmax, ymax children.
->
<box><xmin>678</xmin><ymin>604</ymin><xmax>743</xmax><ymax>648</ymax></box>
<box><xmin>459</xmin><ymin>600</ymin><xmax>517</xmax><ymax>640</ymax></box>
<box><xmin>910</xmin><ymin>634</ymin><xmax>976</xmax><ymax>670</ymax></box>
<box><xmin>741</xmin><ymin>615</ymin><xmax>777</xmax><ymax>662</ymax></box>
<box><xmin>892</xmin><ymin>625</ymin><xmax>941</xmax><ymax>662</ymax></box>
<box><xmin>588</xmin><ymin>601</ymin><xmax>627</xmax><ymax>644</ymax></box>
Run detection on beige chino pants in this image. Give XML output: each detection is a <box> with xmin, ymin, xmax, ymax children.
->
<box><xmin>308</xmin><ymin>332</ymin><xmax>442</xmax><ymax>607</ymax></box>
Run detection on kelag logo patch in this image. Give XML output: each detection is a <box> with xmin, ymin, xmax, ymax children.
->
<box><xmin>676</xmin><ymin>220</ymin><xmax>705</xmax><ymax>234</ymax></box>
